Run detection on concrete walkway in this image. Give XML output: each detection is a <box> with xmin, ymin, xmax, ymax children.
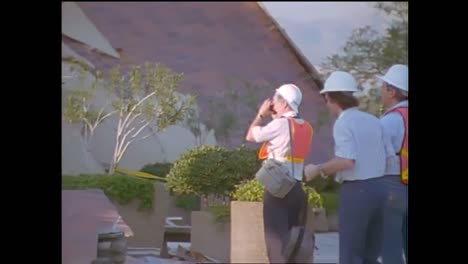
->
<box><xmin>314</xmin><ymin>232</ymin><xmax>339</xmax><ymax>263</ymax></box>
<box><xmin>132</xmin><ymin>234</ymin><xmax>341</xmax><ymax>263</ymax></box>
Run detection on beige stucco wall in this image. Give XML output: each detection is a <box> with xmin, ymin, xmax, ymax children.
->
<box><xmin>112</xmin><ymin>182</ymin><xmax>170</xmax><ymax>248</ymax></box>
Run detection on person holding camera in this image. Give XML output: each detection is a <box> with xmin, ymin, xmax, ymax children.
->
<box><xmin>245</xmin><ymin>84</ymin><xmax>314</xmax><ymax>263</ymax></box>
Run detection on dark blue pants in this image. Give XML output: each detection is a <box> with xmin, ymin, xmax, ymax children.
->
<box><xmin>403</xmin><ymin>210</ymin><xmax>407</xmax><ymax>261</ymax></box>
<box><xmin>263</xmin><ymin>181</ymin><xmax>306</xmax><ymax>263</ymax></box>
<box><xmin>339</xmin><ymin>176</ymin><xmax>387</xmax><ymax>264</ymax></box>
<box><xmin>380</xmin><ymin>175</ymin><xmax>408</xmax><ymax>264</ymax></box>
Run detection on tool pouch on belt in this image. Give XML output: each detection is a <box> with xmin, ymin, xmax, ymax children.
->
<box><xmin>255</xmin><ymin>118</ymin><xmax>297</xmax><ymax>198</ymax></box>
<box><xmin>255</xmin><ymin>158</ymin><xmax>296</xmax><ymax>198</ymax></box>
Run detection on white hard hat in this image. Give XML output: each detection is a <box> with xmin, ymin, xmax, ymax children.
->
<box><xmin>377</xmin><ymin>64</ymin><xmax>408</xmax><ymax>92</ymax></box>
<box><xmin>320</xmin><ymin>71</ymin><xmax>358</xmax><ymax>94</ymax></box>
<box><xmin>275</xmin><ymin>84</ymin><xmax>302</xmax><ymax>113</ymax></box>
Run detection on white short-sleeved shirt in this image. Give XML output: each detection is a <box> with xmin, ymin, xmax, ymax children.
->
<box><xmin>333</xmin><ymin>107</ymin><xmax>390</xmax><ymax>182</ymax></box>
<box><xmin>251</xmin><ymin>111</ymin><xmax>305</xmax><ymax>181</ymax></box>
<box><xmin>380</xmin><ymin>100</ymin><xmax>408</xmax><ymax>175</ymax></box>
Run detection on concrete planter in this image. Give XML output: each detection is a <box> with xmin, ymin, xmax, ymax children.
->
<box><xmin>166</xmin><ymin>194</ymin><xmax>198</xmax><ymax>226</ymax></box>
<box><xmin>230</xmin><ymin>201</ymin><xmax>269</xmax><ymax>263</ymax></box>
<box><xmin>190</xmin><ymin>210</ymin><xmax>230</xmax><ymax>262</ymax></box>
<box><xmin>112</xmin><ymin>182</ymin><xmax>170</xmax><ymax>248</ymax></box>
<box><xmin>306</xmin><ymin>207</ymin><xmax>329</xmax><ymax>233</ymax></box>
<box><xmin>191</xmin><ymin>201</ymin><xmax>328</xmax><ymax>262</ymax></box>
<box><xmin>327</xmin><ymin>211</ymin><xmax>339</xmax><ymax>232</ymax></box>
<box><xmin>191</xmin><ymin>201</ymin><xmax>268</xmax><ymax>263</ymax></box>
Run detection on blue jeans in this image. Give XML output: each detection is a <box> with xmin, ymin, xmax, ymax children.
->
<box><xmin>380</xmin><ymin>175</ymin><xmax>408</xmax><ymax>264</ymax></box>
<box><xmin>339</xmin><ymin>176</ymin><xmax>387</xmax><ymax>264</ymax></box>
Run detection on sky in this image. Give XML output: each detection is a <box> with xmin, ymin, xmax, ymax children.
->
<box><xmin>261</xmin><ymin>2</ymin><xmax>390</xmax><ymax>67</ymax></box>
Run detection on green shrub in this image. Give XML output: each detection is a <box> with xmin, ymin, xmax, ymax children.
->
<box><xmin>211</xmin><ymin>179</ymin><xmax>324</xmax><ymax>223</ymax></box>
<box><xmin>321</xmin><ymin>191</ymin><xmax>339</xmax><ymax>213</ymax></box>
<box><xmin>140</xmin><ymin>162</ymin><xmax>173</xmax><ymax>177</ymax></box>
<box><xmin>228</xmin><ymin>145</ymin><xmax>261</xmax><ymax>182</ymax></box>
<box><xmin>208</xmin><ymin>204</ymin><xmax>231</xmax><ymax>223</ymax></box>
<box><xmin>232</xmin><ymin>179</ymin><xmax>324</xmax><ymax>210</ymax></box>
<box><xmin>308</xmin><ymin>176</ymin><xmax>340</xmax><ymax>192</ymax></box>
<box><xmin>232</xmin><ymin>179</ymin><xmax>323</xmax><ymax>208</ymax></box>
<box><xmin>302</xmin><ymin>182</ymin><xmax>324</xmax><ymax>210</ymax></box>
<box><xmin>231</xmin><ymin>179</ymin><xmax>264</xmax><ymax>202</ymax></box>
<box><xmin>175</xmin><ymin>194</ymin><xmax>200</xmax><ymax>211</ymax></box>
<box><xmin>166</xmin><ymin>145</ymin><xmax>261</xmax><ymax>198</ymax></box>
<box><xmin>62</xmin><ymin>174</ymin><xmax>154</xmax><ymax>210</ymax></box>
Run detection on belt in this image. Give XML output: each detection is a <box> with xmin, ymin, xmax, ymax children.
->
<box><xmin>342</xmin><ymin>175</ymin><xmax>385</xmax><ymax>184</ymax></box>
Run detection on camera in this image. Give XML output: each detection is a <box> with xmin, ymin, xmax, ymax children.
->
<box><xmin>269</xmin><ymin>104</ymin><xmax>277</xmax><ymax>114</ymax></box>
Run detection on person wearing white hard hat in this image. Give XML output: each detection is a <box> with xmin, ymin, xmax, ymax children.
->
<box><xmin>245</xmin><ymin>84</ymin><xmax>314</xmax><ymax>263</ymax></box>
<box><xmin>304</xmin><ymin>71</ymin><xmax>393</xmax><ymax>264</ymax></box>
<box><xmin>377</xmin><ymin>64</ymin><xmax>408</xmax><ymax>264</ymax></box>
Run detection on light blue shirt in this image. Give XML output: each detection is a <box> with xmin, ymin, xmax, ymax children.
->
<box><xmin>333</xmin><ymin>107</ymin><xmax>388</xmax><ymax>182</ymax></box>
<box><xmin>380</xmin><ymin>100</ymin><xmax>408</xmax><ymax>175</ymax></box>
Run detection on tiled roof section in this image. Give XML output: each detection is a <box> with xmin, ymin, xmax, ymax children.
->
<box><xmin>62</xmin><ymin>2</ymin><xmax>120</xmax><ymax>58</ymax></box>
<box><xmin>256</xmin><ymin>2</ymin><xmax>323</xmax><ymax>90</ymax></box>
<box><xmin>63</xmin><ymin>2</ymin><xmax>334</xmax><ymax>162</ymax></box>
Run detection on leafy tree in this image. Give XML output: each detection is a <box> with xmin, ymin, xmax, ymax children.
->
<box><xmin>106</xmin><ymin>63</ymin><xmax>195</xmax><ymax>174</ymax></box>
<box><xmin>63</xmin><ymin>57</ymin><xmax>115</xmax><ymax>151</ymax></box>
<box><xmin>63</xmin><ymin>60</ymin><xmax>195</xmax><ymax>174</ymax></box>
<box><xmin>321</xmin><ymin>2</ymin><xmax>408</xmax><ymax>116</ymax></box>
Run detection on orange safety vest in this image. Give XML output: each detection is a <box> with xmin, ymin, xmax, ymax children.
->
<box><xmin>258</xmin><ymin>117</ymin><xmax>313</xmax><ymax>163</ymax></box>
<box><xmin>385</xmin><ymin>107</ymin><xmax>408</xmax><ymax>185</ymax></box>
